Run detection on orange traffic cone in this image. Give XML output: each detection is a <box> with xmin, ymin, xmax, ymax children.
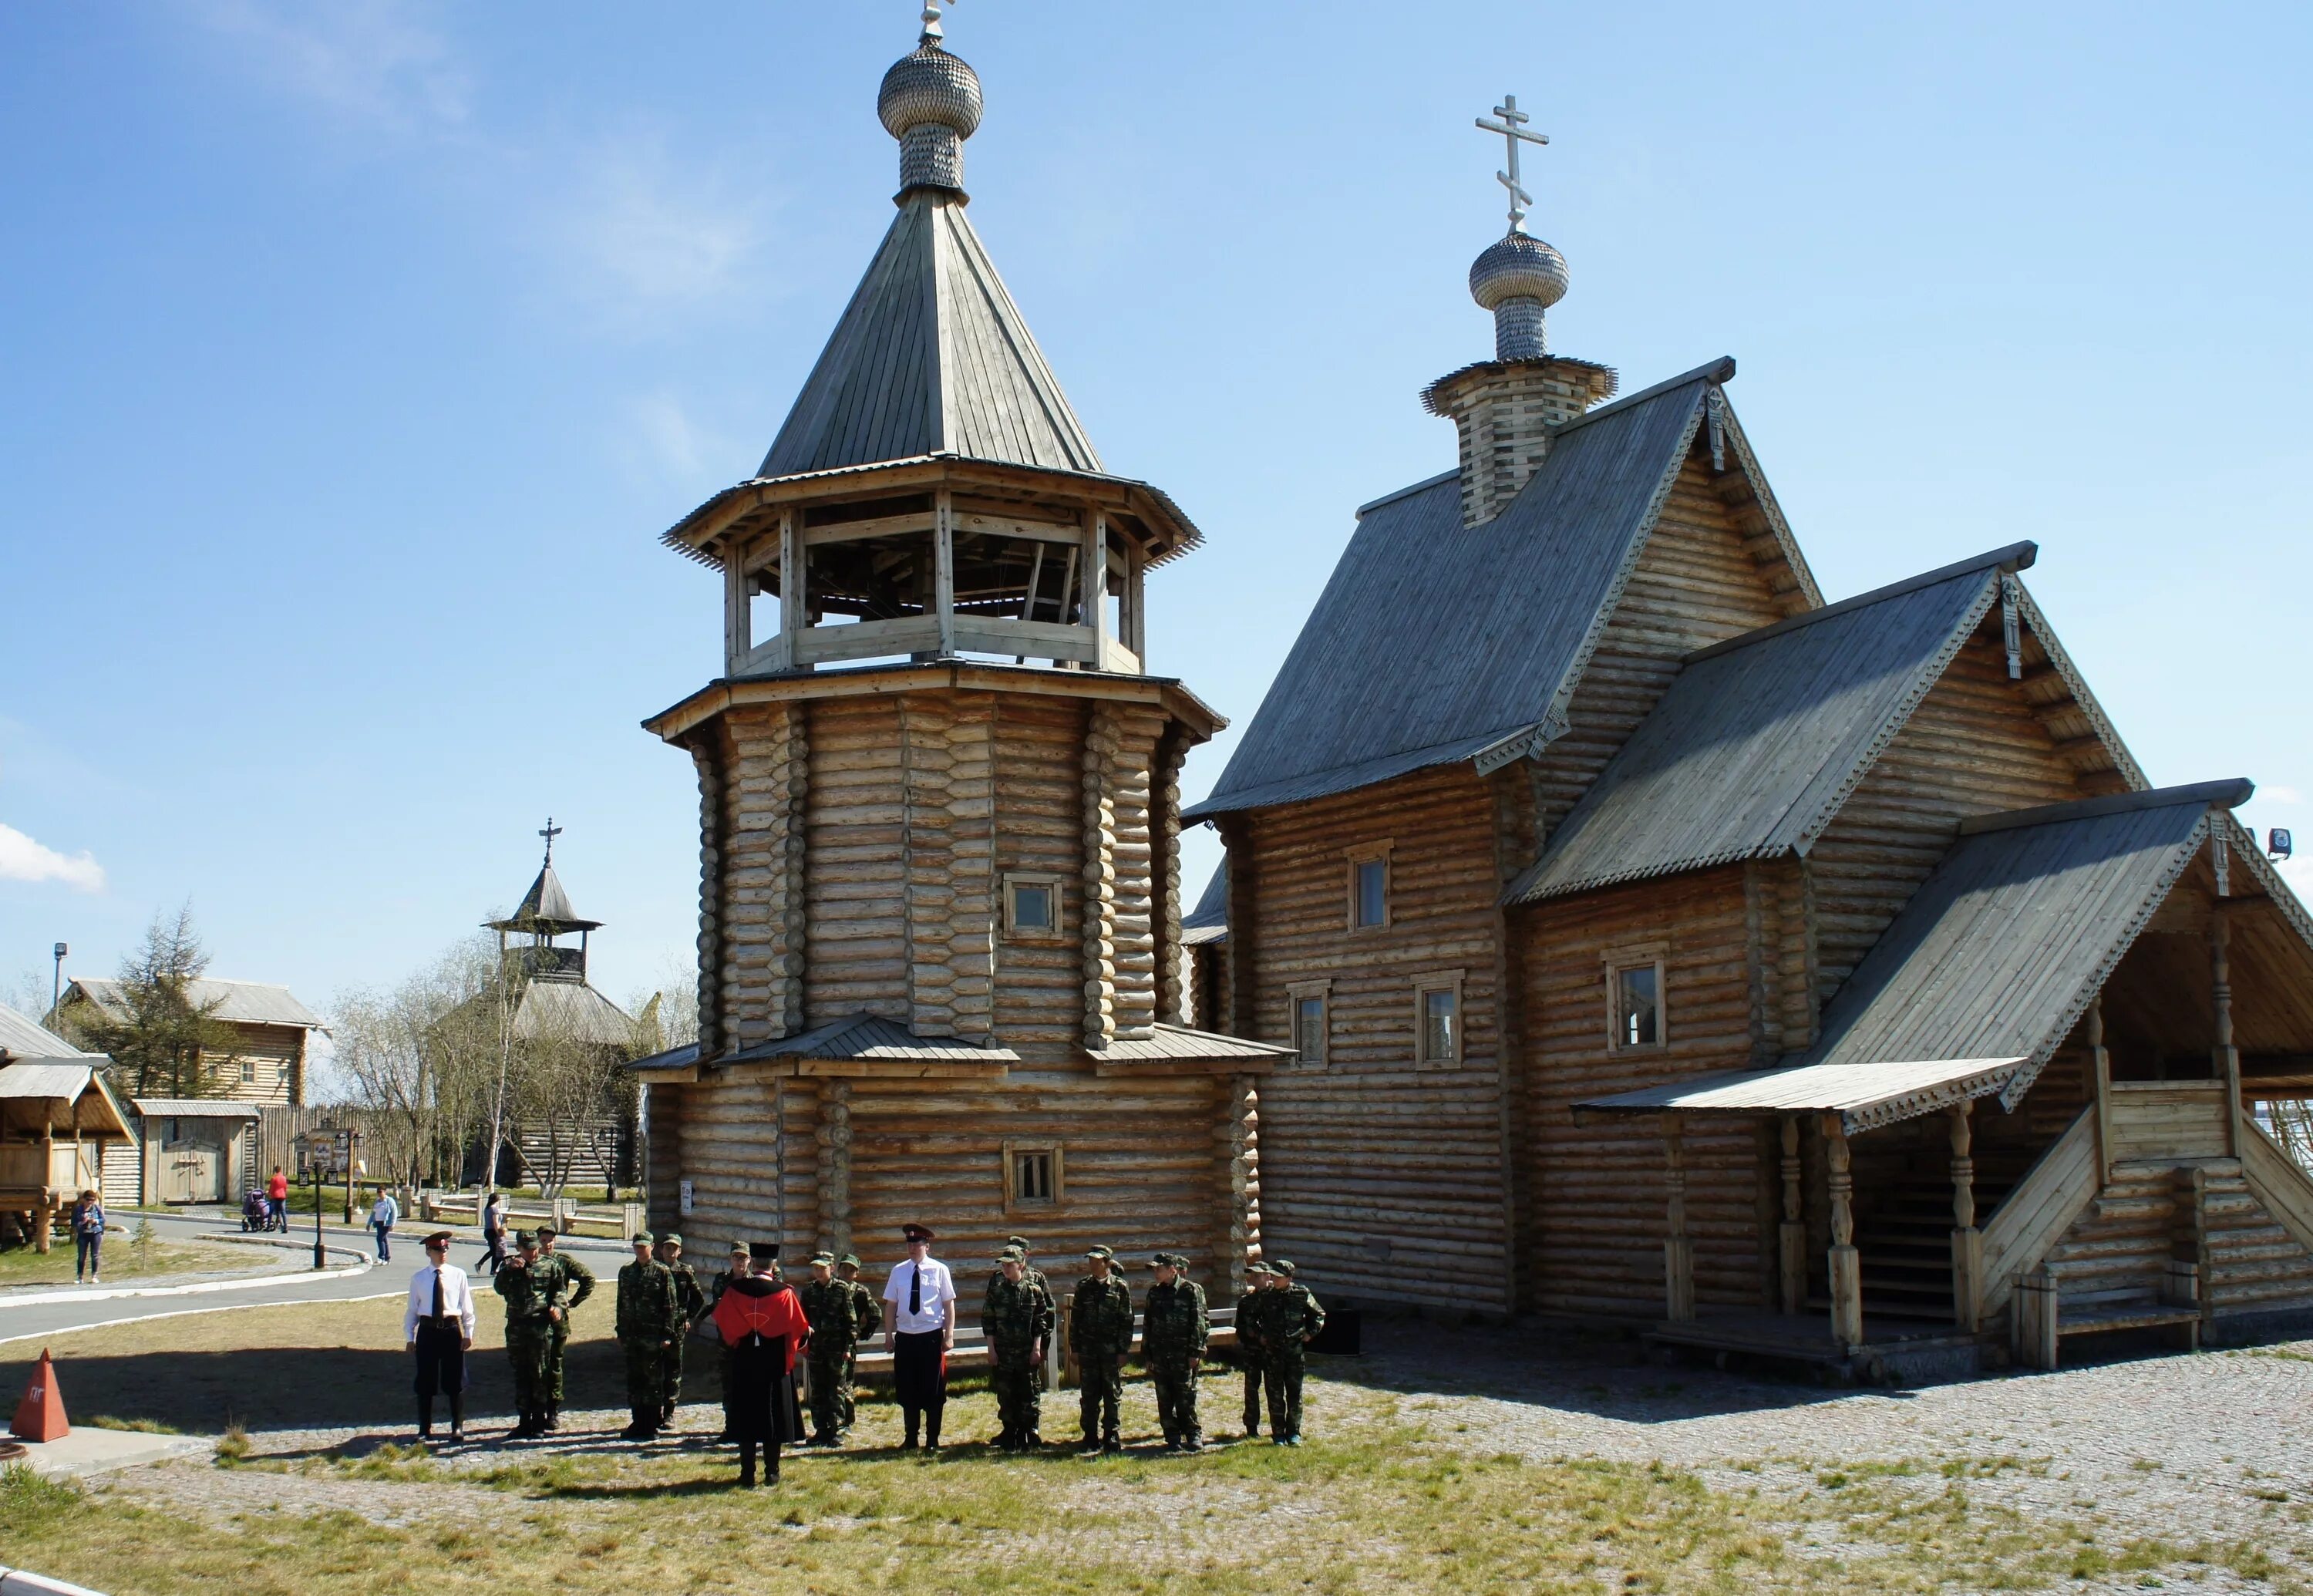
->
<box><xmin>12</xmin><ymin>1349</ymin><xmax>69</xmax><ymax>1443</ymax></box>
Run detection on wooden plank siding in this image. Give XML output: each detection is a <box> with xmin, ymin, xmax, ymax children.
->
<box><xmin>1241</xmin><ymin>764</ymin><xmax>1514</xmax><ymax>1309</ymax></box>
<box><xmin>1520</xmin><ymin>865</ymin><xmax>1766</xmax><ymax>1318</ymax></box>
<box><xmin>1806</xmin><ymin>625</ymin><xmax>2090</xmax><ymax>1011</ymax></box>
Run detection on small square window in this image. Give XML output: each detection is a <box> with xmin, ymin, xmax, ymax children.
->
<box><xmin>1614</xmin><ymin>963</ymin><xmax>1663</xmax><ymax>1049</ymax></box>
<box><xmin>1003</xmin><ymin>1139</ymin><xmax>1063</xmax><ymax>1212</ymax></box>
<box><xmin>1003</xmin><ymin>874</ymin><xmax>1065</xmax><ymax>939</ymax></box>
<box><xmin>1413</xmin><ymin>971</ymin><xmax>1464</xmax><ymax>1068</ymax></box>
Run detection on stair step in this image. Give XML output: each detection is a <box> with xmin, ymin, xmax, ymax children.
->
<box><xmin>2208</xmin><ymin>1258</ymin><xmax>2313</xmax><ymax>1288</ymax></box>
<box><xmin>2211</xmin><ymin>1280</ymin><xmax>2313</xmax><ymax>1308</ymax></box>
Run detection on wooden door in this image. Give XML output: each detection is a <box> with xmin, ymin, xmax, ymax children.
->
<box><xmin>162</xmin><ymin>1132</ymin><xmax>222</xmax><ymax>1204</ymax></box>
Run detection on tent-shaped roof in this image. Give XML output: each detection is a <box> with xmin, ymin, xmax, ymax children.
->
<box><xmin>1187</xmin><ymin>359</ymin><xmax>1818</xmax><ymax>819</ymax></box>
<box><xmin>488</xmin><ymin>863</ymin><xmax>601</xmax><ymax>934</ymax></box>
<box><xmin>756</xmin><ymin>191</ymin><xmax>1103</xmax><ymax>482</ymax></box>
<box><xmin>1509</xmin><ymin>544</ymin><xmax>2035</xmax><ymax>904</ymax></box>
<box><xmin>64</xmin><ymin>978</ymin><xmax>324</xmax><ymax>1030</ymax></box>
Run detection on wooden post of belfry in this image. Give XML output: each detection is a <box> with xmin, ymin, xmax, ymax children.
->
<box><xmin>2088</xmin><ymin>992</ymin><xmax>2114</xmax><ymax>1184</ymax></box>
<box><xmin>2213</xmin><ymin>903</ymin><xmax>2244</xmax><ymax>1157</ymax></box>
<box><xmin>1778</xmin><ymin>1116</ymin><xmax>1806</xmax><ymax>1316</ymax></box>
<box><xmin>1662</xmin><ymin>1116</ymin><xmax>1695</xmax><ymax>1322</ymax></box>
<box><xmin>35</xmin><ymin>1125</ymin><xmax>53</xmax><ymax>1254</ymax></box>
<box><xmin>1823</xmin><ymin>1113</ymin><xmax>1862</xmax><ymax>1349</ymax></box>
<box><xmin>1950</xmin><ymin>1101</ymin><xmax>1982</xmax><ymax>1332</ymax></box>
<box><xmin>933</xmin><ymin>487</ymin><xmax>957</xmax><ymax>658</ymax></box>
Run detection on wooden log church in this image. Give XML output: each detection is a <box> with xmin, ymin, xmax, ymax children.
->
<box><xmin>638</xmin><ymin>16</ymin><xmax>2313</xmax><ymax>1377</ymax></box>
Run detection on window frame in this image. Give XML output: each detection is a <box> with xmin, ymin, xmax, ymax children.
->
<box><xmin>1285</xmin><ymin>978</ymin><xmax>1332</xmax><ymax>1070</ymax></box>
<box><xmin>1002</xmin><ymin>873</ymin><xmax>1067</xmax><ymax>941</ymax></box>
<box><xmin>1002</xmin><ymin>1139</ymin><xmax>1064</xmax><ymax>1214</ymax></box>
<box><xmin>238</xmin><ymin>1059</ymin><xmax>255</xmax><ymax>1083</ymax></box>
<box><xmin>1603</xmin><ymin>948</ymin><xmax>1670</xmax><ymax>1052</ymax></box>
<box><xmin>1412</xmin><ymin>969</ymin><xmax>1466</xmax><ymax>1069</ymax></box>
<box><xmin>1345</xmin><ymin>841</ymin><xmax>1394</xmax><ymax>932</ymax></box>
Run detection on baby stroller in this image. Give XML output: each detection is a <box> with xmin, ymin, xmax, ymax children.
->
<box><xmin>241</xmin><ymin>1188</ymin><xmax>271</xmax><ymax>1232</ymax></box>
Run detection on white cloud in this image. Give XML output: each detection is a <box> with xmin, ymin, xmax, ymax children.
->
<box><xmin>2264</xmin><ymin>784</ymin><xmax>2304</xmax><ymax>806</ymax></box>
<box><xmin>546</xmin><ymin>138</ymin><xmax>770</xmax><ymax>320</ymax></box>
<box><xmin>189</xmin><ymin>0</ymin><xmax>471</xmax><ymax>133</ymax></box>
<box><xmin>0</xmin><ymin>824</ymin><xmax>105</xmax><ymax>894</ymax></box>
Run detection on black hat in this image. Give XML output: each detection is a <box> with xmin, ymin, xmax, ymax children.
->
<box><xmin>748</xmin><ymin>1241</ymin><xmax>779</xmax><ymax>1262</ymax></box>
<box><xmin>902</xmin><ymin>1223</ymin><xmax>936</xmax><ymax>1243</ymax></box>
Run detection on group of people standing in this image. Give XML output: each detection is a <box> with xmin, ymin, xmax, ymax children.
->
<box><xmin>402</xmin><ymin>1217</ymin><xmax>1329</xmax><ymax>1488</ymax></box>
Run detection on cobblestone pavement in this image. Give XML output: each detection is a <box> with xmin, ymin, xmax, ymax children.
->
<box><xmin>1345</xmin><ymin>1318</ymin><xmax>2313</xmax><ymax>1577</ymax></box>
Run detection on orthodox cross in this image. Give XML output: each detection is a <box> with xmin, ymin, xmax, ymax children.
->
<box><xmin>1475</xmin><ymin>93</ymin><xmax>1549</xmax><ymax>232</ymax></box>
<box><xmin>918</xmin><ymin>0</ymin><xmax>958</xmax><ymax>44</ymax></box>
<box><xmin>539</xmin><ymin>817</ymin><xmax>563</xmax><ymax>867</ymax></box>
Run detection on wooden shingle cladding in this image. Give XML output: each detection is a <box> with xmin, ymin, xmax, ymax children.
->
<box><xmin>1227</xmin><ymin>763</ymin><xmax>1518</xmax><ymax>1308</ymax></box>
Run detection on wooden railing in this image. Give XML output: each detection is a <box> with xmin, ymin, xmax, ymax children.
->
<box><xmin>2242</xmin><ymin>1119</ymin><xmax>2313</xmax><ymax>1255</ymax></box>
<box><xmin>1978</xmin><ymin>1108</ymin><xmax>2100</xmax><ymax>1320</ymax></box>
<box><xmin>416</xmin><ymin>1190</ymin><xmax>643</xmax><ymax>1241</ymax></box>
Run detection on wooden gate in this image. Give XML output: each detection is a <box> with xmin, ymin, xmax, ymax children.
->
<box><xmin>160</xmin><ymin>1130</ymin><xmax>224</xmax><ymax>1204</ymax></box>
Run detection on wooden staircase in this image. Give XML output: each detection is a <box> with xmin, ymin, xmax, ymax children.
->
<box><xmin>1850</xmin><ymin>1148</ymin><xmax>2037</xmax><ymax>1322</ymax></box>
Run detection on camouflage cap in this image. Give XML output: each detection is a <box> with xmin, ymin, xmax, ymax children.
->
<box><xmin>631</xmin><ymin>1231</ymin><xmax>656</xmax><ymax>1247</ymax></box>
<box><xmin>513</xmin><ymin>1229</ymin><xmax>538</xmax><ymax>1248</ymax></box>
<box><xmin>728</xmin><ymin>1240</ymin><xmax>749</xmax><ymax>1257</ymax></box>
<box><xmin>1146</xmin><ymin>1251</ymin><xmax>1187</xmax><ymax>1270</ymax></box>
<box><xmin>809</xmin><ymin>1251</ymin><xmax>836</xmax><ymax>1266</ymax></box>
<box><xmin>658</xmin><ymin>1233</ymin><xmax>684</xmax><ymax>1248</ymax></box>
<box><xmin>1083</xmin><ymin>1244</ymin><xmax>1115</xmax><ymax>1261</ymax></box>
<box><xmin>1245</xmin><ymin>1259</ymin><xmax>1274</xmax><ymax>1275</ymax></box>
<box><xmin>1270</xmin><ymin>1260</ymin><xmax>1298</xmax><ymax>1278</ymax></box>
<box><xmin>995</xmin><ymin>1247</ymin><xmax>1025</xmax><ymax>1264</ymax></box>
<box><xmin>838</xmin><ymin>1253</ymin><xmax>864</xmax><ymax>1269</ymax></box>
<box><xmin>1005</xmin><ymin>1234</ymin><xmax>1032</xmax><ymax>1251</ymax></box>
<box><xmin>536</xmin><ymin>1224</ymin><xmax>558</xmax><ymax>1238</ymax></box>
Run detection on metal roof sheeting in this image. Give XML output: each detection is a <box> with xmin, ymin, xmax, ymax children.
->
<box><xmin>1577</xmin><ymin>1056</ymin><xmax>2030</xmax><ymax>1136</ymax></box>
<box><xmin>1187</xmin><ymin>362</ymin><xmax>1726</xmax><ymax>820</ymax></box>
<box><xmin>1091</xmin><ymin>1024</ymin><xmax>1293</xmax><ymax>1063</ymax></box>
<box><xmin>1509</xmin><ymin>554</ymin><xmax>2022</xmax><ymax>904</ymax></box>
<box><xmin>130</xmin><ymin>1098</ymin><xmax>264</xmax><ymax>1120</ymax></box>
<box><xmin>510</xmin><ymin>981</ymin><xmax>637</xmax><ymax>1048</ymax></box>
<box><xmin>1803</xmin><ymin>783</ymin><xmax>2246</xmax><ymax>1105</ymax></box>
<box><xmin>67</xmin><ymin>978</ymin><xmax>325</xmax><ymax>1030</ymax></box>
<box><xmin>0</xmin><ymin>1004</ymin><xmax>89</xmax><ymax>1062</ymax></box>
<box><xmin>728</xmin><ymin>1012</ymin><xmax>1020</xmax><ymax>1066</ymax></box>
<box><xmin>758</xmin><ymin>193</ymin><xmax>1103</xmax><ymax>481</ymax></box>
<box><xmin>490</xmin><ymin>864</ymin><xmax>601</xmax><ymax>933</ymax></box>
<box><xmin>1182</xmin><ymin>863</ymin><xmax>1227</xmax><ymax>945</ymax></box>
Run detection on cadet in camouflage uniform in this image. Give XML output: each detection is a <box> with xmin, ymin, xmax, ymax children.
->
<box><xmin>984</xmin><ymin>1248</ymin><xmax>1054</xmax><ymax>1450</ymax></box>
<box><xmin>654</xmin><ymin>1233</ymin><xmax>707</xmax><ymax>1428</ymax></box>
<box><xmin>534</xmin><ymin>1225</ymin><xmax>594</xmax><ymax>1432</ymax></box>
<box><xmin>615</xmin><ymin>1234</ymin><xmax>682</xmax><ymax>1439</ymax></box>
<box><xmin>837</xmin><ymin>1253</ymin><xmax>880</xmax><ymax>1435</ymax></box>
<box><xmin>990</xmin><ymin>1234</ymin><xmax>1048</xmax><ymax>1298</ymax></box>
<box><xmin>795</xmin><ymin>1252</ymin><xmax>858</xmax><ymax>1446</ymax></box>
<box><xmin>492</xmin><ymin>1231</ymin><xmax>565</xmax><ymax>1438</ymax></box>
<box><xmin>1141</xmin><ymin>1252</ymin><xmax>1209</xmax><ymax>1452</ymax></box>
<box><xmin>707</xmin><ymin>1241</ymin><xmax>751</xmax><ymax>1442</ymax></box>
<box><xmin>1069</xmin><ymin>1244</ymin><xmax>1134</xmax><ymax>1456</ymax></box>
<box><xmin>1257</xmin><ymin>1259</ymin><xmax>1325</xmax><ymax>1446</ymax></box>
<box><xmin>1234</xmin><ymin>1260</ymin><xmax>1274</xmax><ymax>1439</ymax></box>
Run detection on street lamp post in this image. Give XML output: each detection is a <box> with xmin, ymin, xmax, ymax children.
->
<box><xmin>50</xmin><ymin>944</ymin><xmax>66</xmax><ymax>1016</ymax></box>
<box><xmin>311</xmin><ymin>1166</ymin><xmax>326</xmax><ymax>1271</ymax></box>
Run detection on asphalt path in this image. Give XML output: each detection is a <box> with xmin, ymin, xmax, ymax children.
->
<box><xmin>0</xmin><ymin>1209</ymin><xmax>637</xmax><ymax>1345</ymax></box>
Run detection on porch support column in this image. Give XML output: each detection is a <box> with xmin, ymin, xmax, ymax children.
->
<box><xmin>1662</xmin><ymin>1115</ymin><xmax>1695</xmax><ymax>1322</ymax></box>
<box><xmin>2212</xmin><ymin>904</ymin><xmax>2243</xmax><ymax>1156</ymax></box>
<box><xmin>2089</xmin><ymin>994</ymin><xmax>2113</xmax><ymax>1184</ymax></box>
<box><xmin>36</xmin><ymin>1124</ymin><xmax>54</xmax><ymax>1254</ymax></box>
<box><xmin>723</xmin><ymin>541</ymin><xmax>750</xmax><ymax>675</ymax></box>
<box><xmin>1823</xmin><ymin>1112</ymin><xmax>1862</xmax><ymax>1349</ymax></box>
<box><xmin>1950</xmin><ymin>1101</ymin><xmax>1982</xmax><ymax>1332</ymax></box>
<box><xmin>934</xmin><ymin>488</ymin><xmax>957</xmax><ymax>658</ymax></box>
<box><xmin>778</xmin><ymin>510</ymin><xmax>801</xmax><ymax>661</ymax></box>
<box><xmin>1778</xmin><ymin>1116</ymin><xmax>1806</xmax><ymax>1315</ymax></box>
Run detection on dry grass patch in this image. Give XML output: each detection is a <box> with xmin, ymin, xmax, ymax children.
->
<box><xmin>0</xmin><ymin>1234</ymin><xmax>269</xmax><ymax>1289</ymax></box>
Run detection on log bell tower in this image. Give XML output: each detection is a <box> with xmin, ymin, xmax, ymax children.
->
<box><xmin>636</xmin><ymin>6</ymin><xmax>1288</xmax><ymax>1280</ymax></box>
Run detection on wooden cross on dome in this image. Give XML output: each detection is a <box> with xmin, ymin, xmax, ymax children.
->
<box><xmin>539</xmin><ymin>817</ymin><xmax>563</xmax><ymax>867</ymax></box>
<box><xmin>1476</xmin><ymin>93</ymin><xmax>1549</xmax><ymax>232</ymax></box>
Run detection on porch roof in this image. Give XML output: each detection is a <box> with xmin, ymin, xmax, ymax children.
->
<box><xmin>1577</xmin><ymin>1056</ymin><xmax>2030</xmax><ymax>1136</ymax></box>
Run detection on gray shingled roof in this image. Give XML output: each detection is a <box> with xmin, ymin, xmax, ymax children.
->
<box><xmin>1803</xmin><ymin>781</ymin><xmax>2254</xmax><ymax>1106</ymax></box>
<box><xmin>726</xmin><ymin>1012</ymin><xmax>1020</xmax><ymax>1067</ymax></box>
<box><xmin>1187</xmin><ymin>359</ymin><xmax>1763</xmax><ymax>820</ymax></box>
<box><xmin>1507</xmin><ymin>545</ymin><xmax>2034</xmax><ymax>904</ymax></box>
<box><xmin>510</xmin><ymin>980</ymin><xmax>635</xmax><ymax>1048</ymax></box>
<box><xmin>0</xmin><ymin>1003</ymin><xmax>89</xmax><ymax>1062</ymax></box>
<box><xmin>757</xmin><ymin>191</ymin><xmax>1103</xmax><ymax>481</ymax></box>
<box><xmin>66</xmin><ymin>978</ymin><xmax>324</xmax><ymax>1030</ymax></box>
<box><xmin>1182</xmin><ymin>863</ymin><xmax>1227</xmax><ymax>946</ymax></box>
<box><xmin>489</xmin><ymin>864</ymin><xmax>602</xmax><ymax>934</ymax></box>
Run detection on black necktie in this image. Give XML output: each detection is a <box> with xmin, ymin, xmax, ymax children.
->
<box><xmin>432</xmin><ymin>1268</ymin><xmax>445</xmax><ymax>1320</ymax></box>
<box><xmin>909</xmin><ymin>1264</ymin><xmax>921</xmax><ymax>1316</ymax></box>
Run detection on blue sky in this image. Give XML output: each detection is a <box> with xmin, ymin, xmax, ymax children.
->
<box><xmin>3</xmin><ymin>1</ymin><xmax>2309</xmax><ymax>1020</ymax></box>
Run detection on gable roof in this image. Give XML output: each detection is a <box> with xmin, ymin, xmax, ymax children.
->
<box><xmin>756</xmin><ymin>191</ymin><xmax>1103</xmax><ymax>482</ymax></box>
<box><xmin>1507</xmin><ymin>544</ymin><xmax>2035</xmax><ymax>904</ymax></box>
<box><xmin>0</xmin><ymin>1003</ymin><xmax>89</xmax><ymax>1062</ymax></box>
<box><xmin>66</xmin><ymin>978</ymin><xmax>324</xmax><ymax>1031</ymax></box>
<box><xmin>1187</xmin><ymin>358</ymin><xmax>1816</xmax><ymax>820</ymax></box>
<box><xmin>1800</xmin><ymin>779</ymin><xmax>2252</xmax><ymax>1106</ymax></box>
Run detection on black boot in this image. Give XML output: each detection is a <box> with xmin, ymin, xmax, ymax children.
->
<box><xmin>619</xmin><ymin>1407</ymin><xmax>652</xmax><ymax>1440</ymax></box>
<box><xmin>1103</xmin><ymin>1431</ymin><xmax>1123</xmax><ymax>1454</ymax></box>
<box><xmin>738</xmin><ymin>1441</ymin><xmax>757</xmax><ymax>1488</ymax></box>
<box><xmin>418</xmin><ymin>1396</ymin><xmax>434</xmax><ymax>1439</ymax></box>
<box><xmin>543</xmin><ymin>1402</ymin><xmax>561</xmax><ymax>1433</ymax></box>
<box><xmin>448</xmin><ymin>1396</ymin><xmax>466</xmax><ymax>1440</ymax></box>
<box><xmin>924</xmin><ymin>1409</ymin><xmax>942</xmax><ymax>1451</ymax></box>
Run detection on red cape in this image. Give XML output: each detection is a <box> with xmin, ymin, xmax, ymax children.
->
<box><xmin>712</xmin><ymin>1278</ymin><xmax>810</xmax><ymax>1372</ymax></box>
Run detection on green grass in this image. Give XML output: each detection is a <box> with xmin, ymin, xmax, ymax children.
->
<box><xmin>0</xmin><ymin>1235</ymin><xmax>261</xmax><ymax>1288</ymax></box>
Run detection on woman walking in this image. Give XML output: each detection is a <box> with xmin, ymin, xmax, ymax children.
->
<box><xmin>476</xmin><ymin>1190</ymin><xmax>509</xmax><ymax>1275</ymax></box>
<box><xmin>710</xmin><ymin>1254</ymin><xmax>808</xmax><ymax>1487</ymax></box>
<box><xmin>69</xmin><ymin>1190</ymin><xmax>104</xmax><ymax>1284</ymax></box>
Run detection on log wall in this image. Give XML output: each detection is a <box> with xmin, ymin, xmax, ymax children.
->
<box><xmin>1520</xmin><ymin>864</ymin><xmax>1765</xmax><ymax>1317</ymax></box>
<box><xmin>1241</xmin><ymin>764</ymin><xmax>1514</xmax><ymax>1310</ymax></box>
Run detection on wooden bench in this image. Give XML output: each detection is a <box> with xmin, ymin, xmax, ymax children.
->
<box><xmin>2012</xmin><ymin>1264</ymin><xmax>2201</xmax><ymax>1369</ymax></box>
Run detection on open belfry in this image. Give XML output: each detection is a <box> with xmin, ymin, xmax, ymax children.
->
<box><xmin>633</xmin><ymin>7</ymin><xmax>1288</xmax><ymax>1281</ymax></box>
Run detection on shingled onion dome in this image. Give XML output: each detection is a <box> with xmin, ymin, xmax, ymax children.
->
<box><xmin>879</xmin><ymin>33</ymin><xmax>983</xmax><ymax>197</ymax></box>
<box><xmin>1469</xmin><ymin>231</ymin><xmax>1569</xmax><ymax>362</ymax></box>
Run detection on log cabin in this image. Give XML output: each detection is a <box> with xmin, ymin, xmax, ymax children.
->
<box><xmin>1180</xmin><ymin>106</ymin><xmax>2313</xmax><ymax>1377</ymax></box>
<box><xmin>631</xmin><ymin>14</ymin><xmax>1290</xmax><ymax>1289</ymax></box>
<box><xmin>0</xmin><ymin>1002</ymin><xmax>133</xmax><ymax>1246</ymax></box>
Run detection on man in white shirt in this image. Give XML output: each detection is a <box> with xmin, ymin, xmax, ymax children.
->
<box><xmin>369</xmin><ymin>1189</ymin><xmax>399</xmax><ymax>1261</ymax></box>
<box><xmin>882</xmin><ymin>1222</ymin><xmax>957</xmax><ymax>1450</ymax></box>
<box><xmin>404</xmin><ymin>1231</ymin><xmax>476</xmax><ymax>1440</ymax></box>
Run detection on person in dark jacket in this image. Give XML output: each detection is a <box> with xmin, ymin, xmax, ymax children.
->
<box><xmin>711</xmin><ymin>1254</ymin><xmax>810</xmax><ymax>1487</ymax></box>
<box><xmin>1069</xmin><ymin>1245</ymin><xmax>1134</xmax><ymax>1456</ymax></box>
<box><xmin>69</xmin><ymin>1190</ymin><xmax>103</xmax><ymax>1285</ymax></box>
<box><xmin>1141</xmin><ymin>1252</ymin><xmax>1210</xmax><ymax>1452</ymax></box>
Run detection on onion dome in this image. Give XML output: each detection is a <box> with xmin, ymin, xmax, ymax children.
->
<box><xmin>879</xmin><ymin>39</ymin><xmax>982</xmax><ymax>196</ymax></box>
<box><xmin>1469</xmin><ymin>231</ymin><xmax>1567</xmax><ymax>362</ymax></box>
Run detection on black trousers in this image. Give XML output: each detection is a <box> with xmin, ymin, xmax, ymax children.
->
<box><xmin>413</xmin><ymin>1318</ymin><xmax>466</xmax><ymax>1398</ymax></box>
<box><xmin>893</xmin><ymin>1331</ymin><xmax>947</xmax><ymax>1443</ymax></box>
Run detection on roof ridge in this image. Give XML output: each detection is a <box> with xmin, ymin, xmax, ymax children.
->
<box><xmin>1355</xmin><ymin>469</ymin><xmax>1459</xmax><ymax>520</ymax></box>
<box><xmin>1548</xmin><ymin>355</ymin><xmax>1734</xmax><ymax>438</ymax></box>
<box><xmin>1685</xmin><ymin>542</ymin><xmax>2037</xmax><ymax>665</ymax></box>
<box><xmin>1956</xmin><ymin>779</ymin><xmax>2255</xmax><ymax>837</ymax></box>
